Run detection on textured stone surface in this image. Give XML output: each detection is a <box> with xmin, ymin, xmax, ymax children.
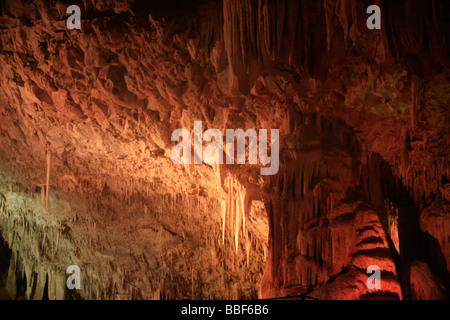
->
<box><xmin>0</xmin><ymin>0</ymin><xmax>448</xmax><ymax>299</ymax></box>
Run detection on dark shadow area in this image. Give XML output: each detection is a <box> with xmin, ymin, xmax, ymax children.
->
<box><xmin>370</xmin><ymin>153</ymin><xmax>450</xmax><ymax>299</ymax></box>
<box><xmin>0</xmin><ymin>232</ymin><xmax>12</xmax><ymax>299</ymax></box>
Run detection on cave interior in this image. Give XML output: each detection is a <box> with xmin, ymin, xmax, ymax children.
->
<box><xmin>0</xmin><ymin>0</ymin><xmax>449</xmax><ymax>300</ymax></box>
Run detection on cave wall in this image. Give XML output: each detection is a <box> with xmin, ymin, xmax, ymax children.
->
<box><xmin>0</xmin><ymin>167</ymin><xmax>268</xmax><ymax>299</ymax></box>
<box><xmin>0</xmin><ymin>0</ymin><xmax>448</xmax><ymax>299</ymax></box>
<box><xmin>260</xmin><ymin>113</ymin><xmax>447</xmax><ymax>299</ymax></box>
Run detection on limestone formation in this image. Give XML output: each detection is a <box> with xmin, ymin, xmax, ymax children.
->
<box><xmin>0</xmin><ymin>0</ymin><xmax>448</xmax><ymax>300</ymax></box>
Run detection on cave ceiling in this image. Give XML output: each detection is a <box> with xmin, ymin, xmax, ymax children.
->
<box><xmin>0</xmin><ymin>0</ymin><xmax>448</xmax><ymax>300</ymax></box>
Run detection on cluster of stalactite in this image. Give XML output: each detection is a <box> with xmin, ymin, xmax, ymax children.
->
<box><xmin>0</xmin><ymin>0</ymin><xmax>447</xmax><ymax>301</ymax></box>
<box><xmin>259</xmin><ymin>113</ymin><xmax>448</xmax><ymax>299</ymax></box>
<box><xmin>381</xmin><ymin>0</ymin><xmax>450</xmax><ymax>77</ymax></box>
<box><xmin>217</xmin><ymin>0</ymin><xmax>449</xmax><ymax>93</ymax></box>
<box><xmin>0</xmin><ymin>188</ymin><xmax>77</xmax><ymax>299</ymax></box>
<box><xmin>0</xmin><ymin>164</ymin><xmax>268</xmax><ymax>300</ymax></box>
<box><xmin>260</xmin><ymin>160</ymin><xmax>403</xmax><ymax>300</ymax></box>
<box><xmin>221</xmin><ymin>174</ymin><xmax>249</xmax><ymax>261</ymax></box>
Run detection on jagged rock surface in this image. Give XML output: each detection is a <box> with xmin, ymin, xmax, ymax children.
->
<box><xmin>0</xmin><ymin>0</ymin><xmax>448</xmax><ymax>299</ymax></box>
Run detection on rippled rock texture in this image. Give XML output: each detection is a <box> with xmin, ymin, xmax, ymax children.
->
<box><xmin>0</xmin><ymin>0</ymin><xmax>448</xmax><ymax>299</ymax></box>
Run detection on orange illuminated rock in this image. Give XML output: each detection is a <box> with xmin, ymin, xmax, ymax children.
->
<box><xmin>0</xmin><ymin>0</ymin><xmax>448</xmax><ymax>300</ymax></box>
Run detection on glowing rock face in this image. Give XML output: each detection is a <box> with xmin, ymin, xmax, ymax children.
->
<box><xmin>0</xmin><ymin>0</ymin><xmax>448</xmax><ymax>300</ymax></box>
<box><xmin>171</xmin><ymin>121</ymin><xmax>279</xmax><ymax>175</ymax></box>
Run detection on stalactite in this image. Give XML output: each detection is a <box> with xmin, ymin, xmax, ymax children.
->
<box><xmin>45</xmin><ymin>151</ymin><xmax>51</xmax><ymax>210</ymax></box>
<box><xmin>324</xmin><ymin>0</ymin><xmax>333</xmax><ymax>53</ymax></box>
<box><xmin>40</xmin><ymin>186</ymin><xmax>45</xmax><ymax>206</ymax></box>
<box><xmin>227</xmin><ymin>177</ymin><xmax>232</xmax><ymax>241</ymax></box>
<box><xmin>221</xmin><ymin>199</ymin><xmax>226</xmax><ymax>244</ymax></box>
<box><xmin>235</xmin><ymin>196</ymin><xmax>240</xmax><ymax>253</ymax></box>
<box><xmin>410</xmin><ymin>75</ymin><xmax>424</xmax><ymax>130</ymax></box>
<box><xmin>218</xmin><ymin>173</ymin><xmax>252</xmax><ymax>265</ymax></box>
